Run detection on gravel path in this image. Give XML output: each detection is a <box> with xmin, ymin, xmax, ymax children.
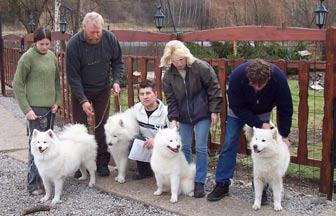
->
<box><xmin>0</xmin><ymin>95</ymin><xmax>177</xmax><ymax>216</ymax></box>
<box><xmin>0</xmin><ymin>95</ymin><xmax>335</xmax><ymax>216</ymax></box>
<box><xmin>0</xmin><ymin>153</ymin><xmax>177</xmax><ymax>216</ymax></box>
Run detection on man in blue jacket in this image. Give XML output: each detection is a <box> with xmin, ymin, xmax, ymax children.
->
<box><xmin>207</xmin><ymin>59</ymin><xmax>293</xmax><ymax>203</ymax></box>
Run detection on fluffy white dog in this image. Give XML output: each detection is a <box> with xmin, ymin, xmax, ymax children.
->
<box><xmin>150</xmin><ymin>127</ymin><xmax>196</xmax><ymax>203</ymax></box>
<box><xmin>31</xmin><ymin>124</ymin><xmax>97</xmax><ymax>205</ymax></box>
<box><xmin>104</xmin><ymin>110</ymin><xmax>139</xmax><ymax>183</ymax></box>
<box><xmin>246</xmin><ymin>125</ymin><xmax>290</xmax><ymax>211</ymax></box>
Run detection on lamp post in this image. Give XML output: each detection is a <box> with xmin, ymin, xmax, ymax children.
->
<box><xmin>59</xmin><ymin>20</ymin><xmax>67</xmax><ymax>34</ymax></box>
<box><xmin>314</xmin><ymin>0</ymin><xmax>328</xmax><ymax>29</ymax></box>
<box><xmin>154</xmin><ymin>5</ymin><xmax>165</xmax><ymax>31</ymax></box>
<box><xmin>28</xmin><ymin>19</ymin><xmax>36</xmax><ymax>33</ymax></box>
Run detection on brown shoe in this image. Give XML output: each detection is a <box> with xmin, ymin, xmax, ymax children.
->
<box><xmin>31</xmin><ymin>187</ymin><xmax>45</xmax><ymax>196</ymax></box>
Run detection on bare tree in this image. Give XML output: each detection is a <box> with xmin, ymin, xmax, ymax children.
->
<box><xmin>8</xmin><ymin>0</ymin><xmax>49</xmax><ymax>33</ymax></box>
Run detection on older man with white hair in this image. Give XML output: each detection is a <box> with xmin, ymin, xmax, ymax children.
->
<box><xmin>66</xmin><ymin>11</ymin><xmax>124</xmax><ymax>177</ymax></box>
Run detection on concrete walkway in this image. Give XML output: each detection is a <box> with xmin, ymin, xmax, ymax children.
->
<box><xmin>0</xmin><ymin>103</ymin><xmax>333</xmax><ymax>216</ymax></box>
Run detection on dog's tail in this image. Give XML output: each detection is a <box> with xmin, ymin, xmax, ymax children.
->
<box><xmin>189</xmin><ymin>163</ymin><xmax>196</xmax><ymax>178</ymax></box>
<box><xmin>59</xmin><ymin>124</ymin><xmax>96</xmax><ymax>145</ymax></box>
<box><xmin>244</xmin><ymin>125</ymin><xmax>253</xmax><ymax>143</ymax></box>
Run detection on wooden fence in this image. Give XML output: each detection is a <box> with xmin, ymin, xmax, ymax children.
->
<box><xmin>1</xmin><ymin>26</ymin><xmax>335</xmax><ymax>199</ymax></box>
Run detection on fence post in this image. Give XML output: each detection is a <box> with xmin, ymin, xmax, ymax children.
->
<box><xmin>320</xmin><ymin>27</ymin><xmax>336</xmax><ymax>200</ymax></box>
<box><xmin>0</xmin><ymin>15</ymin><xmax>5</xmax><ymax>96</ymax></box>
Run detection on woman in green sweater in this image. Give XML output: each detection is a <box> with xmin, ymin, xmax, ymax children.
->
<box><xmin>13</xmin><ymin>27</ymin><xmax>61</xmax><ymax>196</ymax></box>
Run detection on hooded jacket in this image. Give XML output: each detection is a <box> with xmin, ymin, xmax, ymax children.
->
<box><xmin>163</xmin><ymin>59</ymin><xmax>222</xmax><ymax>124</ymax></box>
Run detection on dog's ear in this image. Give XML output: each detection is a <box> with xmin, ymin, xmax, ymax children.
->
<box><xmin>32</xmin><ymin>129</ymin><xmax>39</xmax><ymax>138</ymax></box>
<box><xmin>118</xmin><ymin>119</ymin><xmax>124</xmax><ymax>127</ymax></box>
<box><xmin>171</xmin><ymin>125</ymin><xmax>178</xmax><ymax>132</ymax></box>
<box><xmin>272</xmin><ymin>128</ymin><xmax>278</xmax><ymax>140</ymax></box>
<box><xmin>47</xmin><ymin>129</ymin><xmax>55</xmax><ymax>139</ymax></box>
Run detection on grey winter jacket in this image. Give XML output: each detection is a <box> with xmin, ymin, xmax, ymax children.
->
<box><xmin>162</xmin><ymin>59</ymin><xmax>223</xmax><ymax>124</ymax></box>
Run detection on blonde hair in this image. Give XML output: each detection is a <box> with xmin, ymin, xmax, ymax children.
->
<box><xmin>82</xmin><ymin>11</ymin><xmax>104</xmax><ymax>28</ymax></box>
<box><xmin>160</xmin><ymin>40</ymin><xmax>195</xmax><ymax>68</ymax></box>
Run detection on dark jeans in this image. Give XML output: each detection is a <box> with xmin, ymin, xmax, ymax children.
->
<box><xmin>71</xmin><ymin>87</ymin><xmax>111</xmax><ymax>167</ymax></box>
<box><xmin>27</xmin><ymin>106</ymin><xmax>55</xmax><ymax>192</ymax></box>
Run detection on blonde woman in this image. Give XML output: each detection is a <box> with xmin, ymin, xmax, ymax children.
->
<box><xmin>160</xmin><ymin>40</ymin><xmax>222</xmax><ymax>198</ymax></box>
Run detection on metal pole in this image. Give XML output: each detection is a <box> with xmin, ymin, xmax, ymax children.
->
<box><xmin>0</xmin><ymin>15</ymin><xmax>6</xmax><ymax>96</ymax></box>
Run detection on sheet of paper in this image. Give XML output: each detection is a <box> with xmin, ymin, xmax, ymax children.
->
<box><xmin>128</xmin><ymin>138</ymin><xmax>152</xmax><ymax>162</ymax></box>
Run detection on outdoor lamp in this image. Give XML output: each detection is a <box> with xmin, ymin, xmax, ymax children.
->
<box><xmin>59</xmin><ymin>20</ymin><xmax>67</xmax><ymax>34</ymax></box>
<box><xmin>28</xmin><ymin>19</ymin><xmax>36</xmax><ymax>33</ymax></box>
<box><xmin>154</xmin><ymin>5</ymin><xmax>165</xmax><ymax>31</ymax></box>
<box><xmin>314</xmin><ymin>0</ymin><xmax>328</xmax><ymax>29</ymax></box>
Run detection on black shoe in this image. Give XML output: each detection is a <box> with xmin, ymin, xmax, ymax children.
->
<box><xmin>74</xmin><ymin>169</ymin><xmax>82</xmax><ymax>179</ymax></box>
<box><xmin>97</xmin><ymin>165</ymin><xmax>110</xmax><ymax>177</ymax></box>
<box><xmin>132</xmin><ymin>172</ymin><xmax>153</xmax><ymax>180</ymax></box>
<box><xmin>261</xmin><ymin>190</ymin><xmax>269</xmax><ymax>206</ymax></box>
<box><xmin>207</xmin><ymin>182</ymin><xmax>229</xmax><ymax>202</ymax></box>
<box><xmin>194</xmin><ymin>182</ymin><xmax>205</xmax><ymax>198</ymax></box>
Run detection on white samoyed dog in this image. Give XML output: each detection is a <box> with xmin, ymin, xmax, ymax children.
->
<box><xmin>150</xmin><ymin>127</ymin><xmax>196</xmax><ymax>203</ymax></box>
<box><xmin>245</xmin><ymin>125</ymin><xmax>290</xmax><ymax>211</ymax></box>
<box><xmin>104</xmin><ymin>110</ymin><xmax>139</xmax><ymax>183</ymax></box>
<box><xmin>31</xmin><ymin>124</ymin><xmax>97</xmax><ymax>205</ymax></box>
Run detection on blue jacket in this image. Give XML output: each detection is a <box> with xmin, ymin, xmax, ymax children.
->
<box><xmin>228</xmin><ymin>61</ymin><xmax>293</xmax><ymax>137</ymax></box>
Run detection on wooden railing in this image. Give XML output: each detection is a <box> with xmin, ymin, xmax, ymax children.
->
<box><xmin>1</xmin><ymin>26</ymin><xmax>335</xmax><ymax>199</ymax></box>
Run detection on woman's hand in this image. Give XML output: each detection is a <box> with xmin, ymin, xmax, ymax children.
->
<box><xmin>211</xmin><ymin>113</ymin><xmax>218</xmax><ymax>127</ymax></box>
<box><xmin>26</xmin><ymin>110</ymin><xmax>37</xmax><ymax>120</ymax></box>
<box><xmin>51</xmin><ymin>104</ymin><xmax>58</xmax><ymax>113</ymax></box>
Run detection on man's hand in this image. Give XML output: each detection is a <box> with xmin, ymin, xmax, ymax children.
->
<box><xmin>51</xmin><ymin>104</ymin><xmax>58</xmax><ymax>113</ymax></box>
<box><xmin>26</xmin><ymin>110</ymin><xmax>37</xmax><ymax>120</ymax></box>
<box><xmin>170</xmin><ymin>120</ymin><xmax>178</xmax><ymax>129</ymax></box>
<box><xmin>143</xmin><ymin>138</ymin><xmax>154</xmax><ymax>149</ymax></box>
<box><xmin>82</xmin><ymin>101</ymin><xmax>94</xmax><ymax>116</ymax></box>
<box><xmin>282</xmin><ymin>137</ymin><xmax>291</xmax><ymax>147</ymax></box>
<box><xmin>112</xmin><ymin>83</ymin><xmax>120</xmax><ymax>95</ymax></box>
<box><xmin>261</xmin><ymin>123</ymin><xmax>272</xmax><ymax>129</ymax></box>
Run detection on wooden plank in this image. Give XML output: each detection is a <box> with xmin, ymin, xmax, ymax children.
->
<box><xmin>297</xmin><ymin>61</ymin><xmax>309</xmax><ymax>164</ymax></box>
<box><xmin>3</xmin><ymin>34</ymin><xmax>22</xmax><ymax>42</ymax></box>
<box><xmin>125</xmin><ymin>57</ymin><xmax>134</xmax><ymax>108</ymax></box>
<box><xmin>217</xmin><ymin>60</ymin><xmax>228</xmax><ymax>147</ymax></box>
<box><xmin>181</xmin><ymin>26</ymin><xmax>326</xmax><ymax>42</ymax></box>
<box><xmin>320</xmin><ymin>27</ymin><xmax>336</xmax><ymax>199</ymax></box>
<box><xmin>154</xmin><ymin>57</ymin><xmax>162</xmax><ymax>100</ymax></box>
<box><xmin>113</xmin><ymin>30</ymin><xmax>176</xmax><ymax>42</ymax></box>
<box><xmin>0</xmin><ymin>19</ymin><xmax>5</xmax><ymax>95</ymax></box>
<box><xmin>290</xmin><ymin>156</ymin><xmax>321</xmax><ymax>167</ymax></box>
<box><xmin>139</xmin><ymin>57</ymin><xmax>147</xmax><ymax>81</ymax></box>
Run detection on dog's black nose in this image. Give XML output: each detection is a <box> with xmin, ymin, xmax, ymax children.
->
<box><xmin>176</xmin><ymin>145</ymin><xmax>180</xmax><ymax>149</ymax></box>
<box><xmin>38</xmin><ymin>146</ymin><xmax>42</xmax><ymax>150</ymax></box>
<box><xmin>253</xmin><ymin>145</ymin><xmax>257</xmax><ymax>150</ymax></box>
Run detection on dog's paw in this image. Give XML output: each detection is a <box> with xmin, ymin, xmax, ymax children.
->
<box><xmin>78</xmin><ymin>176</ymin><xmax>87</xmax><ymax>181</ymax></box>
<box><xmin>170</xmin><ymin>196</ymin><xmax>178</xmax><ymax>203</ymax></box>
<box><xmin>252</xmin><ymin>203</ymin><xmax>261</xmax><ymax>210</ymax></box>
<box><xmin>115</xmin><ymin>176</ymin><xmax>125</xmax><ymax>183</ymax></box>
<box><xmin>153</xmin><ymin>189</ymin><xmax>162</xmax><ymax>196</ymax></box>
<box><xmin>187</xmin><ymin>191</ymin><xmax>194</xmax><ymax>197</ymax></box>
<box><xmin>88</xmin><ymin>181</ymin><xmax>95</xmax><ymax>187</ymax></box>
<box><xmin>274</xmin><ymin>203</ymin><xmax>283</xmax><ymax>211</ymax></box>
<box><xmin>51</xmin><ymin>198</ymin><xmax>61</xmax><ymax>205</ymax></box>
<box><xmin>40</xmin><ymin>195</ymin><xmax>49</xmax><ymax>203</ymax></box>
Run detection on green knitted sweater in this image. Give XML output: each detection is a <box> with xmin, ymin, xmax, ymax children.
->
<box><xmin>13</xmin><ymin>47</ymin><xmax>61</xmax><ymax>114</ymax></box>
